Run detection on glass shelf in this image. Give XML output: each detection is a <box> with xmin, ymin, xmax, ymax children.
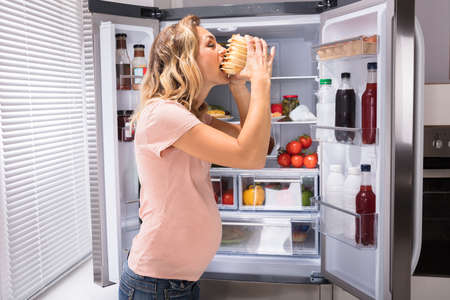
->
<box><xmin>313</xmin><ymin>197</ymin><xmax>377</xmax><ymax>250</ymax></box>
<box><xmin>271</xmin><ymin>76</ymin><xmax>317</xmax><ymax>80</ymax></box>
<box><xmin>311</xmin><ymin>125</ymin><xmax>378</xmax><ymax>146</ymax></box>
<box><xmin>228</xmin><ymin>119</ymin><xmax>316</xmax><ymax>125</ymax></box>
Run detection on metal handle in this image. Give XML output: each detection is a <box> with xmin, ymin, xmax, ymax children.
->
<box><xmin>411</xmin><ymin>17</ymin><xmax>425</xmax><ymax>275</ymax></box>
<box><xmin>254</xmin><ymin>179</ymin><xmax>302</xmax><ymax>184</ymax></box>
<box><xmin>423</xmin><ymin>169</ymin><xmax>450</xmax><ymax>178</ymax></box>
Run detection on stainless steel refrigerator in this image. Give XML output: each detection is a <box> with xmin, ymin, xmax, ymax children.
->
<box><xmin>88</xmin><ymin>1</ymin><xmax>424</xmax><ymax>299</ymax></box>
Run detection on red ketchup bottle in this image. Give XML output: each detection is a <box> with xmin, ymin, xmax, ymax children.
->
<box><xmin>362</xmin><ymin>62</ymin><xmax>377</xmax><ymax>144</ymax></box>
<box><xmin>355</xmin><ymin>164</ymin><xmax>376</xmax><ymax>246</ymax></box>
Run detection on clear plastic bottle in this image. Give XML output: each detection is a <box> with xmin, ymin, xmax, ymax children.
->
<box><xmin>316</xmin><ymin>78</ymin><xmax>335</xmax><ymax>141</ymax></box>
<box><xmin>325</xmin><ymin>164</ymin><xmax>345</xmax><ymax>237</ymax></box>
<box><xmin>132</xmin><ymin>44</ymin><xmax>147</xmax><ymax>90</ymax></box>
<box><xmin>116</xmin><ymin>33</ymin><xmax>131</xmax><ymax>90</ymax></box>
<box><xmin>362</xmin><ymin>62</ymin><xmax>377</xmax><ymax>144</ymax></box>
<box><xmin>356</xmin><ymin>164</ymin><xmax>376</xmax><ymax>246</ymax></box>
<box><xmin>335</xmin><ymin>72</ymin><xmax>356</xmax><ymax>142</ymax></box>
<box><xmin>343</xmin><ymin>167</ymin><xmax>361</xmax><ymax>241</ymax></box>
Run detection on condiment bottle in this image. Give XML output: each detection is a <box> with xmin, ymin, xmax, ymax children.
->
<box><xmin>335</xmin><ymin>72</ymin><xmax>356</xmax><ymax>142</ymax></box>
<box><xmin>132</xmin><ymin>44</ymin><xmax>147</xmax><ymax>90</ymax></box>
<box><xmin>362</xmin><ymin>62</ymin><xmax>377</xmax><ymax>144</ymax></box>
<box><xmin>355</xmin><ymin>164</ymin><xmax>376</xmax><ymax>246</ymax></box>
<box><xmin>116</xmin><ymin>33</ymin><xmax>131</xmax><ymax>90</ymax></box>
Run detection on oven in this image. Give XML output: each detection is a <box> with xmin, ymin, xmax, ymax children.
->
<box><xmin>414</xmin><ymin>125</ymin><xmax>450</xmax><ymax>277</ymax></box>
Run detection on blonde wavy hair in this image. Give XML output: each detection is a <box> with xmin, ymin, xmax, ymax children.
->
<box><xmin>131</xmin><ymin>15</ymin><xmax>203</xmax><ymax>124</ymax></box>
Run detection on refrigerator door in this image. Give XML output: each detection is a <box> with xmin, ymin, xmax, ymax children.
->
<box><xmin>90</xmin><ymin>12</ymin><xmax>158</xmax><ymax>286</ymax></box>
<box><xmin>316</xmin><ymin>0</ymin><xmax>414</xmax><ymax>299</ymax></box>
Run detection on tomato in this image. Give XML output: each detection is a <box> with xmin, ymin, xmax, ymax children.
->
<box><xmin>222</xmin><ymin>189</ymin><xmax>234</xmax><ymax>205</ymax></box>
<box><xmin>277</xmin><ymin>152</ymin><xmax>291</xmax><ymax>168</ymax></box>
<box><xmin>304</xmin><ymin>154</ymin><xmax>318</xmax><ymax>169</ymax></box>
<box><xmin>299</xmin><ymin>135</ymin><xmax>312</xmax><ymax>149</ymax></box>
<box><xmin>286</xmin><ymin>140</ymin><xmax>302</xmax><ymax>155</ymax></box>
<box><xmin>291</xmin><ymin>154</ymin><xmax>304</xmax><ymax>168</ymax></box>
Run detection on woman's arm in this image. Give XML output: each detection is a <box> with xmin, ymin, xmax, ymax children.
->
<box><xmin>174</xmin><ymin>38</ymin><xmax>275</xmax><ymax>169</ymax></box>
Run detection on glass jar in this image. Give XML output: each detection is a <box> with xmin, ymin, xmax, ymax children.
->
<box><xmin>117</xmin><ymin>110</ymin><xmax>134</xmax><ymax>142</ymax></box>
<box><xmin>116</xmin><ymin>33</ymin><xmax>131</xmax><ymax>90</ymax></box>
<box><xmin>282</xmin><ymin>95</ymin><xmax>299</xmax><ymax>116</ymax></box>
<box><xmin>132</xmin><ymin>44</ymin><xmax>147</xmax><ymax>90</ymax></box>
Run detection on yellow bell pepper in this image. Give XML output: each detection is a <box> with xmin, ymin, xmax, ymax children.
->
<box><xmin>243</xmin><ymin>184</ymin><xmax>265</xmax><ymax>206</ymax></box>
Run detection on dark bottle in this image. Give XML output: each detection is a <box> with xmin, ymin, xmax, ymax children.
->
<box><xmin>362</xmin><ymin>62</ymin><xmax>377</xmax><ymax>144</ymax></box>
<box><xmin>335</xmin><ymin>72</ymin><xmax>356</xmax><ymax>142</ymax></box>
<box><xmin>116</xmin><ymin>33</ymin><xmax>131</xmax><ymax>90</ymax></box>
<box><xmin>355</xmin><ymin>164</ymin><xmax>376</xmax><ymax>246</ymax></box>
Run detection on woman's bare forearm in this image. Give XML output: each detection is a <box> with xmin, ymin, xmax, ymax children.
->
<box><xmin>236</xmin><ymin>77</ymin><xmax>271</xmax><ymax>168</ymax></box>
<box><xmin>229</xmin><ymin>81</ymin><xmax>250</xmax><ymax>127</ymax></box>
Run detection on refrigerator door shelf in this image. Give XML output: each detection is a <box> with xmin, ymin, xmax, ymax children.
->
<box><xmin>313</xmin><ymin>35</ymin><xmax>378</xmax><ymax>62</ymax></box>
<box><xmin>311</xmin><ymin>125</ymin><xmax>379</xmax><ymax>146</ymax></box>
<box><xmin>218</xmin><ymin>217</ymin><xmax>319</xmax><ymax>257</ymax></box>
<box><xmin>314</xmin><ymin>197</ymin><xmax>378</xmax><ymax>250</ymax></box>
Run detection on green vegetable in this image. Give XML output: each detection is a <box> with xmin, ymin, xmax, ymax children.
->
<box><xmin>302</xmin><ymin>189</ymin><xmax>313</xmax><ymax>207</ymax></box>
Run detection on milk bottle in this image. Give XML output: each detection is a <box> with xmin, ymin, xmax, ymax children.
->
<box><xmin>343</xmin><ymin>167</ymin><xmax>361</xmax><ymax>241</ymax></box>
<box><xmin>325</xmin><ymin>164</ymin><xmax>345</xmax><ymax>237</ymax></box>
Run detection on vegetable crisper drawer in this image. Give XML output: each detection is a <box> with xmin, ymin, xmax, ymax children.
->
<box><xmin>239</xmin><ymin>175</ymin><xmax>317</xmax><ymax>211</ymax></box>
<box><xmin>218</xmin><ymin>218</ymin><xmax>318</xmax><ymax>256</ymax></box>
<box><xmin>211</xmin><ymin>175</ymin><xmax>237</xmax><ymax>210</ymax></box>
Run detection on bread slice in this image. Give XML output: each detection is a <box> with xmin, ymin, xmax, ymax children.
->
<box><xmin>221</xmin><ymin>34</ymin><xmax>247</xmax><ymax>75</ymax></box>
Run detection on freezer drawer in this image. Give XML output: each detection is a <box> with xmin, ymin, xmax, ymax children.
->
<box><xmin>218</xmin><ymin>218</ymin><xmax>318</xmax><ymax>257</ymax></box>
<box><xmin>239</xmin><ymin>175</ymin><xmax>318</xmax><ymax>211</ymax></box>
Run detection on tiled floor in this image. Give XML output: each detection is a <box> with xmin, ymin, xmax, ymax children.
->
<box><xmin>36</xmin><ymin>259</ymin><xmax>118</xmax><ymax>300</ymax></box>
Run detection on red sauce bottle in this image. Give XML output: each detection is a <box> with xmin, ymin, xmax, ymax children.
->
<box><xmin>362</xmin><ymin>62</ymin><xmax>377</xmax><ymax>144</ymax></box>
<box><xmin>355</xmin><ymin>164</ymin><xmax>376</xmax><ymax>246</ymax></box>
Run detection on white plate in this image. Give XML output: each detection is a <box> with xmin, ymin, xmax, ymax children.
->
<box><xmin>215</xmin><ymin>115</ymin><xmax>234</xmax><ymax>121</ymax></box>
<box><xmin>271</xmin><ymin>116</ymin><xmax>284</xmax><ymax>121</ymax></box>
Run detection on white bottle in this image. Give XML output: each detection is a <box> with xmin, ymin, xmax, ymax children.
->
<box><xmin>316</xmin><ymin>79</ymin><xmax>335</xmax><ymax>141</ymax></box>
<box><xmin>343</xmin><ymin>167</ymin><xmax>361</xmax><ymax>241</ymax></box>
<box><xmin>325</xmin><ymin>164</ymin><xmax>345</xmax><ymax>237</ymax></box>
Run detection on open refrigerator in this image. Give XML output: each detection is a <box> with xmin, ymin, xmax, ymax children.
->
<box><xmin>88</xmin><ymin>1</ymin><xmax>423</xmax><ymax>299</ymax></box>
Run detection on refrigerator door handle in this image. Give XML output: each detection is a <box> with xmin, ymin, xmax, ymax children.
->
<box><xmin>411</xmin><ymin>17</ymin><xmax>425</xmax><ymax>275</ymax></box>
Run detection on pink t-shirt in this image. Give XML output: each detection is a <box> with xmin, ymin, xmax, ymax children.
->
<box><xmin>128</xmin><ymin>98</ymin><xmax>222</xmax><ymax>281</ymax></box>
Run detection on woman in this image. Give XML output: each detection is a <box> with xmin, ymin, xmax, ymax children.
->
<box><xmin>119</xmin><ymin>15</ymin><xmax>275</xmax><ymax>300</ymax></box>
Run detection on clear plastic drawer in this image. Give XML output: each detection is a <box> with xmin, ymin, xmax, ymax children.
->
<box><xmin>218</xmin><ymin>218</ymin><xmax>318</xmax><ymax>256</ymax></box>
<box><xmin>211</xmin><ymin>175</ymin><xmax>237</xmax><ymax>210</ymax></box>
<box><xmin>238</xmin><ymin>175</ymin><xmax>318</xmax><ymax>211</ymax></box>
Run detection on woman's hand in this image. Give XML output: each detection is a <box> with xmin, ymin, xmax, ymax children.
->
<box><xmin>230</xmin><ymin>36</ymin><xmax>276</xmax><ymax>83</ymax></box>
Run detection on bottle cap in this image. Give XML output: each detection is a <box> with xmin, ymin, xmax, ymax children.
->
<box><xmin>348</xmin><ymin>167</ymin><xmax>361</xmax><ymax>175</ymax></box>
<box><xmin>133</xmin><ymin>44</ymin><xmax>145</xmax><ymax>48</ymax></box>
<box><xmin>115</xmin><ymin>33</ymin><xmax>127</xmax><ymax>38</ymax></box>
<box><xmin>117</xmin><ymin>110</ymin><xmax>127</xmax><ymax>116</ymax></box>
<box><xmin>126</xmin><ymin>110</ymin><xmax>134</xmax><ymax>115</ymax></box>
<box><xmin>330</xmin><ymin>164</ymin><xmax>343</xmax><ymax>173</ymax></box>
<box><xmin>361</xmin><ymin>164</ymin><xmax>371</xmax><ymax>172</ymax></box>
<box><xmin>368</xmin><ymin>62</ymin><xmax>377</xmax><ymax>70</ymax></box>
<box><xmin>320</xmin><ymin>79</ymin><xmax>332</xmax><ymax>85</ymax></box>
<box><xmin>341</xmin><ymin>72</ymin><xmax>351</xmax><ymax>79</ymax></box>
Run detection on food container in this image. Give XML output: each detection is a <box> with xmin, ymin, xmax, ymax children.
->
<box><xmin>282</xmin><ymin>95</ymin><xmax>299</xmax><ymax>116</ymax></box>
<box><xmin>314</xmin><ymin>35</ymin><xmax>378</xmax><ymax>61</ymax></box>
<box><xmin>117</xmin><ymin>110</ymin><xmax>134</xmax><ymax>142</ymax></box>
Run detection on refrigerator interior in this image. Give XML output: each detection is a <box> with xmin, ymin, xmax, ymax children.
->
<box><xmin>315</xmin><ymin>4</ymin><xmax>387</xmax><ymax>298</ymax></box>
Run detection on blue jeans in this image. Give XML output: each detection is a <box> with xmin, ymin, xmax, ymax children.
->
<box><xmin>118</xmin><ymin>261</ymin><xmax>200</xmax><ymax>300</ymax></box>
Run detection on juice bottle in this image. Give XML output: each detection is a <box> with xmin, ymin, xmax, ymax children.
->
<box><xmin>362</xmin><ymin>62</ymin><xmax>377</xmax><ymax>144</ymax></box>
<box><xmin>116</xmin><ymin>33</ymin><xmax>131</xmax><ymax>90</ymax></box>
<box><xmin>355</xmin><ymin>164</ymin><xmax>376</xmax><ymax>246</ymax></box>
<box><xmin>335</xmin><ymin>73</ymin><xmax>356</xmax><ymax>142</ymax></box>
